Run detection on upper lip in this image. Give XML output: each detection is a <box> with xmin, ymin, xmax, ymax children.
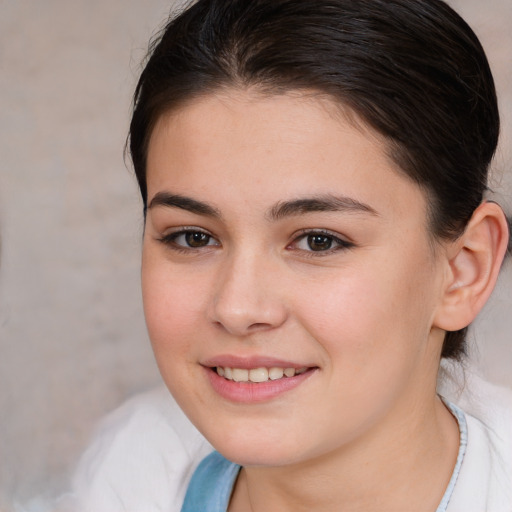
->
<box><xmin>202</xmin><ymin>355</ymin><xmax>315</xmax><ymax>369</ymax></box>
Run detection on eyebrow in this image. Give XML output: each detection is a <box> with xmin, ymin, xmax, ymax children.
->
<box><xmin>147</xmin><ymin>192</ymin><xmax>222</xmax><ymax>218</ymax></box>
<box><xmin>267</xmin><ymin>195</ymin><xmax>378</xmax><ymax>221</ymax></box>
<box><xmin>147</xmin><ymin>191</ymin><xmax>378</xmax><ymax>221</ymax></box>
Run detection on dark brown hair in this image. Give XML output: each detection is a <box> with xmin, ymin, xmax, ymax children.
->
<box><xmin>129</xmin><ymin>0</ymin><xmax>501</xmax><ymax>359</ymax></box>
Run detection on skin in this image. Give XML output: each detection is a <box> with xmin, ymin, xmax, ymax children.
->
<box><xmin>142</xmin><ymin>90</ymin><xmax>462</xmax><ymax>511</ymax></box>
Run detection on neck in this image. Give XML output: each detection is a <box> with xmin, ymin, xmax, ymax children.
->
<box><xmin>229</xmin><ymin>393</ymin><xmax>459</xmax><ymax>512</ymax></box>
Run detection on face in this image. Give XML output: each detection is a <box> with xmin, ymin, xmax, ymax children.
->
<box><xmin>142</xmin><ymin>90</ymin><xmax>448</xmax><ymax>467</ymax></box>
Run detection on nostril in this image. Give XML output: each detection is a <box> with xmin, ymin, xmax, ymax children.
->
<box><xmin>247</xmin><ymin>322</ymin><xmax>274</xmax><ymax>332</ymax></box>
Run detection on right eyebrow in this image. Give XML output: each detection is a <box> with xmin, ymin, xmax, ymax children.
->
<box><xmin>147</xmin><ymin>192</ymin><xmax>222</xmax><ymax>219</ymax></box>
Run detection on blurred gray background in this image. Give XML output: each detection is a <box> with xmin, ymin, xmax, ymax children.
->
<box><xmin>0</xmin><ymin>0</ymin><xmax>510</xmax><ymax>510</ymax></box>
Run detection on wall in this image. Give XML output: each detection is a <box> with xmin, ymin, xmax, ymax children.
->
<box><xmin>0</xmin><ymin>0</ymin><xmax>510</xmax><ymax>509</ymax></box>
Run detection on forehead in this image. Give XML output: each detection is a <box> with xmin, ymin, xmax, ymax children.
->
<box><xmin>146</xmin><ymin>89</ymin><xmax>428</xmax><ymax>224</ymax></box>
<box><xmin>148</xmin><ymin>87</ymin><xmax>386</xmax><ymax>160</ymax></box>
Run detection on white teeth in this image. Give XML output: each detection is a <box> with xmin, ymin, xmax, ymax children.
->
<box><xmin>268</xmin><ymin>367</ymin><xmax>284</xmax><ymax>380</ymax></box>
<box><xmin>232</xmin><ymin>368</ymin><xmax>249</xmax><ymax>382</ymax></box>
<box><xmin>249</xmin><ymin>367</ymin><xmax>268</xmax><ymax>383</ymax></box>
<box><xmin>216</xmin><ymin>366</ymin><xmax>309</xmax><ymax>383</ymax></box>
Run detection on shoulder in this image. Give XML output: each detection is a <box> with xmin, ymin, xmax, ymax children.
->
<box><xmin>439</xmin><ymin>364</ymin><xmax>512</xmax><ymax>511</ymax></box>
<box><xmin>67</xmin><ymin>386</ymin><xmax>213</xmax><ymax>512</ymax></box>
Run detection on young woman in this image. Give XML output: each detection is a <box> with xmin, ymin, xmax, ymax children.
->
<box><xmin>69</xmin><ymin>0</ymin><xmax>512</xmax><ymax>510</ymax></box>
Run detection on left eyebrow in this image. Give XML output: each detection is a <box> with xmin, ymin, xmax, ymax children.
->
<box><xmin>267</xmin><ymin>194</ymin><xmax>378</xmax><ymax>221</ymax></box>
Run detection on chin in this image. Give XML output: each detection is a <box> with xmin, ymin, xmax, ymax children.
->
<box><xmin>218</xmin><ymin>444</ymin><xmax>300</xmax><ymax>467</ymax></box>
<box><xmin>203</xmin><ymin>426</ymin><xmax>311</xmax><ymax>467</ymax></box>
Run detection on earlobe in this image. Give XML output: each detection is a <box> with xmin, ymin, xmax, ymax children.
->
<box><xmin>434</xmin><ymin>202</ymin><xmax>509</xmax><ymax>332</ymax></box>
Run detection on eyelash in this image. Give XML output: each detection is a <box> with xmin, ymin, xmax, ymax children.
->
<box><xmin>288</xmin><ymin>229</ymin><xmax>354</xmax><ymax>257</ymax></box>
<box><xmin>156</xmin><ymin>228</ymin><xmax>354</xmax><ymax>256</ymax></box>
<box><xmin>157</xmin><ymin>227</ymin><xmax>220</xmax><ymax>254</ymax></box>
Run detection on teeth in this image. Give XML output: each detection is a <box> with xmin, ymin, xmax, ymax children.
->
<box><xmin>216</xmin><ymin>366</ymin><xmax>308</xmax><ymax>383</ymax></box>
<box><xmin>249</xmin><ymin>367</ymin><xmax>268</xmax><ymax>383</ymax></box>
<box><xmin>232</xmin><ymin>368</ymin><xmax>249</xmax><ymax>382</ymax></box>
<box><xmin>269</xmin><ymin>367</ymin><xmax>284</xmax><ymax>380</ymax></box>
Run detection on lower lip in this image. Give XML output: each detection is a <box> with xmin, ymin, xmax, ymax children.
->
<box><xmin>204</xmin><ymin>367</ymin><xmax>316</xmax><ymax>403</ymax></box>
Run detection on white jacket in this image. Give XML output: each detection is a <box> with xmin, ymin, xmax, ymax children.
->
<box><xmin>63</xmin><ymin>365</ymin><xmax>512</xmax><ymax>512</ymax></box>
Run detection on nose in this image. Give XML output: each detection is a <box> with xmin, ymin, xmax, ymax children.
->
<box><xmin>207</xmin><ymin>251</ymin><xmax>288</xmax><ymax>336</ymax></box>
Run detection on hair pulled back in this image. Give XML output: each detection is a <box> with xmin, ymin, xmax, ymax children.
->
<box><xmin>129</xmin><ymin>0</ymin><xmax>501</xmax><ymax>360</ymax></box>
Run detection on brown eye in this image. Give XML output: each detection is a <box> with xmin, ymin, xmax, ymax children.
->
<box><xmin>290</xmin><ymin>230</ymin><xmax>354</xmax><ymax>255</ymax></box>
<box><xmin>185</xmin><ymin>231</ymin><xmax>211</xmax><ymax>247</ymax></box>
<box><xmin>307</xmin><ymin>234</ymin><xmax>333</xmax><ymax>251</ymax></box>
<box><xmin>159</xmin><ymin>229</ymin><xmax>219</xmax><ymax>250</ymax></box>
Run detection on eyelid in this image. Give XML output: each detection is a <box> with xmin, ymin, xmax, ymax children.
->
<box><xmin>156</xmin><ymin>226</ymin><xmax>220</xmax><ymax>250</ymax></box>
<box><xmin>292</xmin><ymin>227</ymin><xmax>354</xmax><ymax>242</ymax></box>
<box><xmin>287</xmin><ymin>228</ymin><xmax>354</xmax><ymax>255</ymax></box>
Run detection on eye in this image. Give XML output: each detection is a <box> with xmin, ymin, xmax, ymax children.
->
<box><xmin>290</xmin><ymin>230</ymin><xmax>353</xmax><ymax>254</ymax></box>
<box><xmin>303</xmin><ymin>234</ymin><xmax>335</xmax><ymax>251</ymax></box>
<box><xmin>179</xmin><ymin>231</ymin><xmax>214</xmax><ymax>248</ymax></box>
<box><xmin>158</xmin><ymin>228</ymin><xmax>220</xmax><ymax>250</ymax></box>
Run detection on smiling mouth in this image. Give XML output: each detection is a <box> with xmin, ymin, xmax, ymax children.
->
<box><xmin>214</xmin><ymin>366</ymin><xmax>310</xmax><ymax>383</ymax></box>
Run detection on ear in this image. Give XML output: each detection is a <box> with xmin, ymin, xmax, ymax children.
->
<box><xmin>433</xmin><ymin>201</ymin><xmax>509</xmax><ymax>331</ymax></box>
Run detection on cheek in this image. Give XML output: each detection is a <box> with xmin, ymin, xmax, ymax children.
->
<box><xmin>141</xmin><ymin>253</ymin><xmax>208</xmax><ymax>361</ymax></box>
<box><xmin>294</xmin><ymin>251</ymin><xmax>437</xmax><ymax>369</ymax></box>
<box><xmin>290</xmin><ymin>260</ymin><xmax>438</xmax><ymax>438</ymax></box>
